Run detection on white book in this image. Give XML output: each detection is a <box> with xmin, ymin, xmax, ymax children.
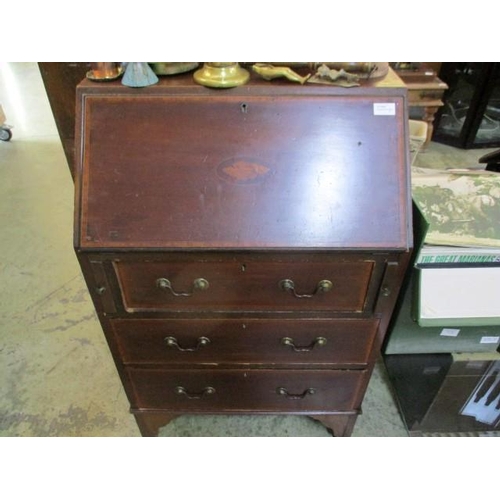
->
<box><xmin>417</xmin><ymin>267</ymin><xmax>500</xmax><ymax>326</ymax></box>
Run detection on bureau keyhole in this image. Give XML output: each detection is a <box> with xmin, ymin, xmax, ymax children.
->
<box><xmin>241</xmin><ymin>263</ymin><xmax>247</xmax><ymax>272</ymax></box>
<box><xmin>240</xmin><ymin>103</ymin><xmax>248</xmax><ymax>113</ymax></box>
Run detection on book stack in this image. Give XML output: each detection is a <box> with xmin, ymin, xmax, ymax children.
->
<box><xmin>411</xmin><ymin>167</ymin><xmax>500</xmax><ymax>329</ymax></box>
<box><xmin>384</xmin><ymin>167</ymin><xmax>500</xmax><ymax>435</ymax></box>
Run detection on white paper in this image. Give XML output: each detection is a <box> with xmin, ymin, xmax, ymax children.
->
<box><xmin>440</xmin><ymin>328</ymin><xmax>460</xmax><ymax>337</ymax></box>
<box><xmin>480</xmin><ymin>336</ymin><xmax>500</xmax><ymax>344</ymax></box>
<box><xmin>466</xmin><ymin>361</ymin><xmax>488</xmax><ymax>370</ymax></box>
<box><xmin>423</xmin><ymin>366</ymin><xmax>441</xmax><ymax>375</ymax></box>
<box><xmin>373</xmin><ymin>103</ymin><xmax>396</xmax><ymax>116</ymax></box>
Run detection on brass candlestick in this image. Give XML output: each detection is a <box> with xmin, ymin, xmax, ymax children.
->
<box><xmin>194</xmin><ymin>63</ymin><xmax>250</xmax><ymax>88</ymax></box>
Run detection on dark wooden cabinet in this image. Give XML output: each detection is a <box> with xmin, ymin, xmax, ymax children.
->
<box><xmin>385</xmin><ymin>353</ymin><xmax>500</xmax><ymax>435</ymax></box>
<box><xmin>38</xmin><ymin>62</ymin><xmax>90</xmax><ymax>178</ymax></box>
<box><xmin>74</xmin><ymin>69</ymin><xmax>412</xmax><ymax>436</ymax></box>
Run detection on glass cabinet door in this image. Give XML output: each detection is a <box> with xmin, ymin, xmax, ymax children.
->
<box><xmin>474</xmin><ymin>83</ymin><xmax>500</xmax><ymax>146</ymax></box>
<box><xmin>433</xmin><ymin>63</ymin><xmax>500</xmax><ymax>149</ymax></box>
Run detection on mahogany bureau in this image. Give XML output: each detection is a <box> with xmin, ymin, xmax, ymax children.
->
<box><xmin>74</xmin><ymin>68</ymin><xmax>412</xmax><ymax>436</ymax></box>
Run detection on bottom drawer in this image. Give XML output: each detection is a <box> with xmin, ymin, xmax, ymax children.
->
<box><xmin>128</xmin><ymin>368</ymin><xmax>366</xmax><ymax>413</ymax></box>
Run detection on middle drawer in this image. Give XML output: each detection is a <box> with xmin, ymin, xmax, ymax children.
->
<box><xmin>110</xmin><ymin>318</ymin><xmax>379</xmax><ymax>367</ymax></box>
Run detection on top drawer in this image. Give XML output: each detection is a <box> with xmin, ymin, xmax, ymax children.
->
<box><xmin>106</xmin><ymin>253</ymin><xmax>385</xmax><ymax>314</ymax></box>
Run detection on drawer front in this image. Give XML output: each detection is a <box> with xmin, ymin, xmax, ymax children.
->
<box><xmin>111</xmin><ymin>318</ymin><xmax>379</xmax><ymax>366</ymax></box>
<box><xmin>128</xmin><ymin>368</ymin><xmax>365</xmax><ymax>412</ymax></box>
<box><xmin>113</xmin><ymin>255</ymin><xmax>379</xmax><ymax>313</ymax></box>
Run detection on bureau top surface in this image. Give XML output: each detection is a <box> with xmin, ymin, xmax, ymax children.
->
<box><xmin>75</xmin><ymin>71</ymin><xmax>411</xmax><ymax>251</ymax></box>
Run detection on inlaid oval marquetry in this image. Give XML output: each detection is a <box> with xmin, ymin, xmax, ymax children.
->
<box><xmin>217</xmin><ymin>157</ymin><xmax>271</xmax><ymax>185</ymax></box>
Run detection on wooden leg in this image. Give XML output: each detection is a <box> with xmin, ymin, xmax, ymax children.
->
<box><xmin>311</xmin><ymin>414</ymin><xmax>358</xmax><ymax>437</ymax></box>
<box><xmin>133</xmin><ymin>412</ymin><xmax>179</xmax><ymax>437</ymax></box>
<box><xmin>423</xmin><ymin>106</ymin><xmax>440</xmax><ymax>147</ymax></box>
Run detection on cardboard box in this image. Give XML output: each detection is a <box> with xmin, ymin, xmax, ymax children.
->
<box><xmin>0</xmin><ymin>104</ymin><xmax>6</xmax><ymax>125</ymax></box>
<box><xmin>409</xmin><ymin>119</ymin><xmax>427</xmax><ymax>166</ymax></box>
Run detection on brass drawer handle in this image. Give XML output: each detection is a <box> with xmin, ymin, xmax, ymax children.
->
<box><xmin>156</xmin><ymin>277</ymin><xmax>209</xmax><ymax>297</ymax></box>
<box><xmin>279</xmin><ymin>279</ymin><xmax>333</xmax><ymax>298</ymax></box>
<box><xmin>165</xmin><ymin>336</ymin><xmax>211</xmax><ymax>352</ymax></box>
<box><xmin>281</xmin><ymin>336</ymin><xmax>327</xmax><ymax>352</ymax></box>
<box><xmin>175</xmin><ymin>386</ymin><xmax>216</xmax><ymax>399</ymax></box>
<box><xmin>276</xmin><ymin>387</ymin><xmax>316</xmax><ymax>400</ymax></box>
